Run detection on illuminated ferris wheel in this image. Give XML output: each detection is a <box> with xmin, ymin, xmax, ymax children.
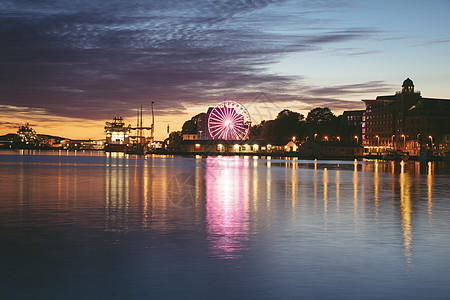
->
<box><xmin>207</xmin><ymin>100</ymin><xmax>251</xmax><ymax>140</ymax></box>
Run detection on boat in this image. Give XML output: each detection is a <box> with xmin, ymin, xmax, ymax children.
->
<box><xmin>104</xmin><ymin>116</ymin><xmax>131</xmax><ymax>152</ymax></box>
<box><xmin>124</xmin><ymin>103</ymin><xmax>155</xmax><ymax>155</ymax></box>
<box><xmin>383</xmin><ymin>149</ymin><xmax>409</xmax><ymax>161</ymax></box>
<box><xmin>125</xmin><ymin>143</ymin><xmax>148</xmax><ymax>155</ymax></box>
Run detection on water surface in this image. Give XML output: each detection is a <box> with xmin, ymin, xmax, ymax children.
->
<box><xmin>1</xmin><ymin>150</ymin><xmax>449</xmax><ymax>299</ymax></box>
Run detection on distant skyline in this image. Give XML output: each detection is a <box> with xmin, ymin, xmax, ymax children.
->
<box><xmin>1</xmin><ymin>0</ymin><xmax>450</xmax><ymax>139</ymax></box>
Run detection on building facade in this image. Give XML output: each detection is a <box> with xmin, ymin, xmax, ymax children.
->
<box><xmin>362</xmin><ymin>78</ymin><xmax>450</xmax><ymax>155</ymax></box>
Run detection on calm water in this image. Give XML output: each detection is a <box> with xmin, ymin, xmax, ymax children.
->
<box><xmin>1</xmin><ymin>150</ymin><xmax>450</xmax><ymax>299</ymax></box>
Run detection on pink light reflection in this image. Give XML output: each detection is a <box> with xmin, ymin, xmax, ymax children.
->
<box><xmin>205</xmin><ymin>157</ymin><xmax>250</xmax><ymax>259</ymax></box>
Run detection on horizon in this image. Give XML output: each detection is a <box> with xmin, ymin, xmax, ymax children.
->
<box><xmin>1</xmin><ymin>104</ymin><xmax>355</xmax><ymax>141</ymax></box>
<box><xmin>1</xmin><ymin>0</ymin><xmax>450</xmax><ymax>140</ymax></box>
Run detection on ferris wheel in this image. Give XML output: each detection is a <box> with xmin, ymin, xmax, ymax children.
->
<box><xmin>207</xmin><ymin>100</ymin><xmax>251</xmax><ymax>140</ymax></box>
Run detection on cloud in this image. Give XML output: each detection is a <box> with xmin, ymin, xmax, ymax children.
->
<box><xmin>305</xmin><ymin>81</ymin><xmax>394</xmax><ymax>97</ymax></box>
<box><xmin>0</xmin><ymin>0</ymin><xmax>382</xmax><ymax>122</ymax></box>
<box><xmin>0</xmin><ymin>121</ymin><xmax>23</xmax><ymax>130</ymax></box>
<box><xmin>413</xmin><ymin>39</ymin><xmax>450</xmax><ymax>47</ymax></box>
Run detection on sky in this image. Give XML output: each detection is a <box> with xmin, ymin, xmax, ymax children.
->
<box><xmin>1</xmin><ymin>0</ymin><xmax>449</xmax><ymax>140</ymax></box>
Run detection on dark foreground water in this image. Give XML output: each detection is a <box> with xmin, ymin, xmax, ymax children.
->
<box><xmin>1</xmin><ymin>150</ymin><xmax>449</xmax><ymax>299</ymax></box>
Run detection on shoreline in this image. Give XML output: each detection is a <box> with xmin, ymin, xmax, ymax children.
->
<box><xmin>2</xmin><ymin>148</ymin><xmax>446</xmax><ymax>162</ymax></box>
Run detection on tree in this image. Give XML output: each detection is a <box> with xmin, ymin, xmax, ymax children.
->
<box><xmin>181</xmin><ymin>113</ymin><xmax>206</xmax><ymax>134</ymax></box>
<box><xmin>276</xmin><ymin>109</ymin><xmax>304</xmax><ymax>122</ymax></box>
<box><xmin>306</xmin><ymin>107</ymin><xmax>335</xmax><ymax>124</ymax></box>
<box><xmin>167</xmin><ymin>131</ymin><xmax>182</xmax><ymax>150</ymax></box>
<box><xmin>272</xmin><ymin>109</ymin><xmax>304</xmax><ymax>141</ymax></box>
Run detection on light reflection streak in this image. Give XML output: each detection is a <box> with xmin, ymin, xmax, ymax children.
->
<box><xmin>399</xmin><ymin>172</ymin><xmax>413</xmax><ymax>266</ymax></box>
<box><xmin>323</xmin><ymin>168</ymin><xmax>328</xmax><ymax>230</ymax></box>
<box><xmin>292</xmin><ymin>163</ymin><xmax>297</xmax><ymax>220</ymax></box>
<box><xmin>353</xmin><ymin>160</ymin><xmax>358</xmax><ymax>230</ymax></box>
<box><xmin>206</xmin><ymin>157</ymin><xmax>249</xmax><ymax>259</ymax></box>
<box><xmin>105</xmin><ymin>154</ymin><xmax>129</xmax><ymax>232</ymax></box>
<box><xmin>314</xmin><ymin>159</ymin><xmax>318</xmax><ymax>214</ymax></box>
<box><xmin>374</xmin><ymin>160</ymin><xmax>379</xmax><ymax>223</ymax></box>
<box><xmin>195</xmin><ymin>158</ymin><xmax>203</xmax><ymax>223</ymax></box>
<box><xmin>142</xmin><ymin>158</ymin><xmax>149</xmax><ymax>228</ymax></box>
<box><xmin>252</xmin><ymin>158</ymin><xmax>259</xmax><ymax>213</ymax></box>
<box><xmin>153</xmin><ymin>156</ymin><xmax>170</xmax><ymax>233</ymax></box>
<box><xmin>427</xmin><ymin>161</ymin><xmax>433</xmax><ymax>226</ymax></box>
<box><xmin>58</xmin><ymin>163</ymin><xmax>62</xmax><ymax>208</ymax></box>
<box><xmin>267</xmin><ymin>159</ymin><xmax>272</xmax><ymax>210</ymax></box>
<box><xmin>335</xmin><ymin>171</ymin><xmax>340</xmax><ymax>216</ymax></box>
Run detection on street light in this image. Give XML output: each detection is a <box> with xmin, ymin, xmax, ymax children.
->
<box><xmin>391</xmin><ymin>135</ymin><xmax>395</xmax><ymax>149</ymax></box>
<box><xmin>401</xmin><ymin>134</ymin><xmax>406</xmax><ymax>149</ymax></box>
<box><xmin>354</xmin><ymin>135</ymin><xmax>358</xmax><ymax>144</ymax></box>
<box><xmin>292</xmin><ymin>136</ymin><xmax>296</xmax><ymax>142</ymax></box>
<box><xmin>417</xmin><ymin>134</ymin><xmax>420</xmax><ymax>153</ymax></box>
<box><xmin>429</xmin><ymin>135</ymin><xmax>433</xmax><ymax>149</ymax></box>
<box><xmin>324</xmin><ymin>136</ymin><xmax>328</xmax><ymax>141</ymax></box>
<box><xmin>314</xmin><ymin>133</ymin><xmax>318</xmax><ymax>141</ymax></box>
<box><xmin>337</xmin><ymin>136</ymin><xmax>340</xmax><ymax>141</ymax></box>
<box><xmin>375</xmin><ymin>135</ymin><xmax>379</xmax><ymax>146</ymax></box>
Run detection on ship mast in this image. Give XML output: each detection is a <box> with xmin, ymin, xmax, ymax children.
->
<box><xmin>151</xmin><ymin>101</ymin><xmax>155</xmax><ymax>144</ymax></box>
<box><xmin>136</xmin><ymin>108</ymin><xmax>139</xmax><ymax>144</ymax></box>
<box><xmin>140</xmin><ymin>104</ymin><xmax>143</xmax><ymax>145</ymax></box>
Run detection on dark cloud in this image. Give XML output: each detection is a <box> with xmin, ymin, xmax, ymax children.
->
<box><xmin>0</xmin><ymin>0</ymin><xmax>382</xmax><ymax>120</ymax></box>
<box><xmin>0</xmin><ymin>121</ymin><xmax>23</xmax><ymax>130</ymax></box>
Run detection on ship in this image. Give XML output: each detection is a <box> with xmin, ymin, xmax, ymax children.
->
<box><xmin>104</xmin><ymin>116</ymin><xmax>131</xmax><ymax>152</ymax></box>
<box><xmin>125</xmin><ymin>103</ymin><xmax>154</xmax><ymax>155</ymax></box>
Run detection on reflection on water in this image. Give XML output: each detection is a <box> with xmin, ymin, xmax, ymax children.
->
<box><xmin>105</xmin><ymin>152</ymin><xmax>129</xmax><ymax>232</ymax></box>
<box><xmin>205</xmin><ymin>157</ymin><xmax>249</xmax><ymax>259</ymax></box>
<box><xmin>399</xmin><ymin>170</ymin><xmax>412</xmax><ymax>267</ymax></box>
<box><xmin>1</xmin><ymin>150</ymin><xmax>449</xmax><ymax>299</ymax></box>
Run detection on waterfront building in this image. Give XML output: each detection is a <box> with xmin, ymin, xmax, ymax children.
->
<box><xmin>182</xmin><ymin>134</ymin><xmax>199</xmax><ymax>141</ymax></box>
<box><xmin>180</xmin><ymin>140</ymin><xmax>284</xmax><ymax>154</ymax></box>
<box><xmin>284</xmin><ymin>140</ymin><xmax>298</xmax><ymax>152</ymax></box>
<box><xmin>362</xmin><ymin>78</ymin><xmax>450</xmax><ymax>156</ymax></box>
<box><xmin>342</xmin><ymin>109</ymin><xmax>364</xmax><ymax>143</ymax></box>
<box><xmin>343</xmin><ymin>110</ymin><xmax>365</xmax><ymax>127</ymax></box>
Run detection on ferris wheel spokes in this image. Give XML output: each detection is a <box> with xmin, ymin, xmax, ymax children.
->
<box><xmin>207</xmin><ymin>100</ymin><xmax>251</xmax><ymax>140</ymax></box>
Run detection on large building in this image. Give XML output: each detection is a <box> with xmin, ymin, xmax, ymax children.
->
<box><xmin>362</xmin><ymin>78</ymin><xmax>450</xmax><ymax>155</ymax></box>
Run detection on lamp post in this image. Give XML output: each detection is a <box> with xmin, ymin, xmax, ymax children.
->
<box><xmin>354</xmin><ymin>135</ymin><xmax>358</xmax><ymax>144</ymax></box>
<box><xmin>375</xmin><ymin>135</ymin><xmax>379</xmax><ymax>146</ymax></box>
<box><xmin>337</xmin><ymin>136</ymin><xmax>340</xmax><ymax>141</ymax></box>
<box><xmin>417</xmin><ymin>134</ymin><xmax>420</xmax><ymax>154</ymax></box>
<box><xmin>429</xmin><ymin>135</ymin><xmax>433</xmax><ymax>149</ymax></box>
<box><xmin>324</xmin><ymin>136</ymin><xmax>328</xmax><ymax>141</ymax></box>
<box><xmin>391</xmin><ymin>135</ymin><xmax>395</xmax><ymax>150</ymax></box>
<box><xmin>401</xmin><ymin>134</ymin><xmax>406</xmax><ymax>150</ymax></box>
<box><xmin>314</xmin><ymin>133</ymin><xmax>318</xmax><ymax>141</ymax></box>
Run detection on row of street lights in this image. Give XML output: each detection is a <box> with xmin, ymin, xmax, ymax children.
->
<box><xmin>303</xmin><ymin>134</ymin><xmax>360</xmax><ymax>143</ymax></box>
<box><xmin>300</xmin><ymin>134</ymin><xmax>434</xmax><ymax>149</ymax></box>
<box><xmin>390</xmin><ymin>134</ymin><xmax>434</xmax><ymax>150</ymax></box>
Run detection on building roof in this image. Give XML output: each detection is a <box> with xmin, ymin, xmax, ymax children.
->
<box><xmin>343</xmin><ymin>110</ymin><xmax>365</xmax><ymax>116</ymax></box>
<box><xmin>408</xmin><ymin>97</ymin><xmax>450</xmax><ymax>111</ymax></box>
<box><xmin>180</xmin><ymin>139</ymin><xmax>286</xmax><ymax>146</ymax></box>
<box><xmin>375</xmin><ymin>95</ymin><xmax>396</xmax><ymax>101</ymax></box>
<box><xmin>402</xmin><ymin>78</ymin><xmax>414</xmax><ymax>88</ymax></box>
